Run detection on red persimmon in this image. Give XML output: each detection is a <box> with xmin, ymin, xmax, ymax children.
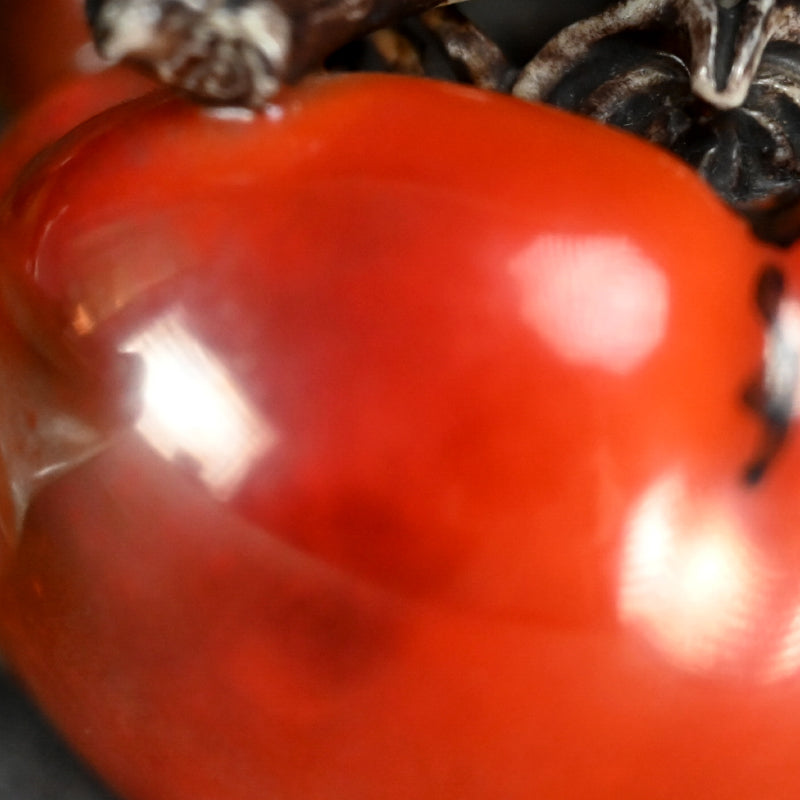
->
<box><xmin>0</xmin><ymin>73</ymin><xmax>799</xmax><ymax>800</ymax></box>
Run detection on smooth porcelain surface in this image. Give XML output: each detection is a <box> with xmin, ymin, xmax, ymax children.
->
<box><xmin>0</xmin><ymin>74</ymin><xmax>798</xmax><ymax>799</ymax></box>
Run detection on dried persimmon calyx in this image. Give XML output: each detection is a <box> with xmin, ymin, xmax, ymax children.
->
<box><xmin>86</xmin><ymin>0</ymin><xmax>475</xmax><ymax>106</ymax></box>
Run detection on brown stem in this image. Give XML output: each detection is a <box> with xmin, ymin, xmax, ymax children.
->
<box><xmin>418</xmin><ymin>5</ymin><xmax>517</xmax><ymax>91</ymax></box>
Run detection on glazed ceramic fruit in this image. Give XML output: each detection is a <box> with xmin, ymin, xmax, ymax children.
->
<box><xmin>1</xmin><ymin>73</ymin><xmax>800</xmax><ymax>800</ymax></box>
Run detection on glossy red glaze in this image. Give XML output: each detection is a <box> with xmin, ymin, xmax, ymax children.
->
<box><xmin>0</xmin><ymin>67</ymin><xmax>158</xmax><ymax>198</ymax></box>
<box><xmin>0</xmin><ymin>74</ymin><xmax>798</xmax><ymax>799</ymax></box>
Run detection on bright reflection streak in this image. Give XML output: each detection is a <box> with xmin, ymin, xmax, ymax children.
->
<box><xmin>509</xmin><ymin>235</ymin><xmax>669</xmax><ymax>374</ymax></box>
<box><xmin>767</xmin><ymin>603</ymin><xmax>800</xmax><ymax>682</ymax></box>
<box><xmin>764</xmin><ymin>297</ymin><xmax>800</xmax><ymax>420</ymax></box>
<box><xmin>122</xmin><ymin>309</ymin><xmax>276</xmax><ymax>500</ymax></box>
<box><xmin>620</xmin><ymin>475</ymin><xmax>771</xmax><ymax>675</ymax></box>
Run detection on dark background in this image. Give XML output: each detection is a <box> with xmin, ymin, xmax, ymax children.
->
<box><xmin>0</xmin><ymin>1</ymin><xmax>612</xmax><ymax>798</ymax></box>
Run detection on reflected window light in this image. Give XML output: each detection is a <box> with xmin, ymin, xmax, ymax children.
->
<box><xmin>619</xmin><ymin>475</ymin><xmax>771</xmax><ymax>675</ymax></box>
<box><xmin>765</xmin><ymin>602</ymin><xmax>800</xmax><ymax>682</ymax></box>
<box><xmin>122</xmin><ymin>309</ymin><xmax>276</xmax><ymax>500</ymax></box>
<box><xmin>509</xmin><ymin>235</ymin><xmax>669</xmax><ymax>374</ymax></box>
<box><xmin>764</xmin><ymin>297</ymin><xmax>800</xmax><ymax>420</ymax></box>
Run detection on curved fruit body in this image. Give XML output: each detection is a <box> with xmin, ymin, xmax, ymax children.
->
<box><xmin>0</xmin><ymin>74</ymin><xmax>798</xmax><ymax>799</ymax></box>
<box><xmin>0</xmin><ymin>67</ymin><xmax>157</xmax><ymax>198</ymax></box>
